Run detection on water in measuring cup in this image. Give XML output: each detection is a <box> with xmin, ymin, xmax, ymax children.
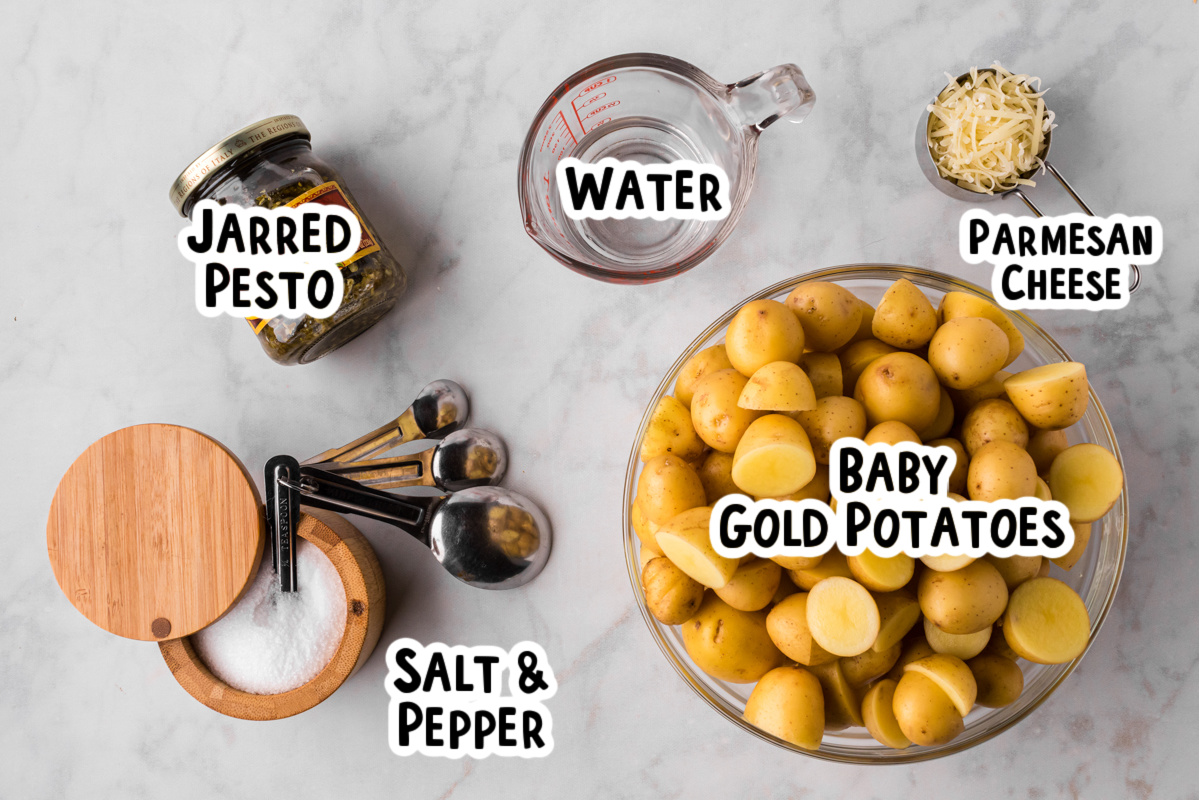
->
<box><xmin>549</xmin><ymin>117</ymin><xmax>723</xmax><ymax>269</ymax></box>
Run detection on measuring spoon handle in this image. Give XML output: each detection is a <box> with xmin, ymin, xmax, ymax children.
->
<box><xmin>290</xmin><ymin>466</ymin><xmax>441</xmax><ymax>545</ymax></box>
<box><xmin>305</xmin><ymin>450</ymin><xmax>435</xmax><ymax>489</ymax></box>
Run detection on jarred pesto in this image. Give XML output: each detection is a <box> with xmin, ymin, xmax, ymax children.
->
<box><xmin>171</xmin><ymin>115</ymin><xmax>407</xmax><ymax>365</ymax></box>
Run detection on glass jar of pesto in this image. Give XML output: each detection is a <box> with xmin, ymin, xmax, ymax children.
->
<box><xmin>171</xmin><ymin>115</ymin><xmax>407</xmax><ymax>365</ymax></box>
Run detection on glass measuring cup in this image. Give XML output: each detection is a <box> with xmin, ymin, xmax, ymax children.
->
<box><xmin>518</xmin><ymin>53</ymin><xmax>815</xmax><ymax>283</ymax></box>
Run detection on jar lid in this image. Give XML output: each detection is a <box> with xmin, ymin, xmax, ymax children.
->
<box><xmin>46</xmin><ymin>424</ymin><xmax>265</xmax><ymax>641</ymax></box>
<box><xmin>169</xmin><ymin>114</ymin><xmax>310</xmax><ymax>216</ymax></box>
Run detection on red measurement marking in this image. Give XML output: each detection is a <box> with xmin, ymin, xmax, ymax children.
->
<box><xmin>576</xmin><ymin>76</ymin><xmax>616</xmax><ymax>98</ymax></box>
<box><xmin>584</xmin><ymin>100</ymin><xmax>618</xmax><ymax>120</ymax></box>
<box><xmin>539</xmin><ymin>110</ymin><xmax>576</xmax><ymax>154</ymax></box>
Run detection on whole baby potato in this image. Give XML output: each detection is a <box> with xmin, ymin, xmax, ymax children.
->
<box><xmin>743</xmin><ymin>665</ymin><xmax>825</xmax><ymax>750</ymax></box>
<box><xmin>892</xmin><ymin>671</ymin><xmax>964</xmax><ymax>746</ymax></box>
<box><xmin>918</xmin><ymin>559</ymin><xmax>1009</xmax><ymax>634</ymax></box>
<box><xmin>967</xmin><ymin>653</ymin><xmax>1024</xmax><ymax>708</ymax></box>
<box><xmin>916</xmin><ymin>387</ymin><xmax>955</xmax><ymax>441</ymax></box>
<box><xmin>854</xmin><ymin>351</ymin><xmax>941</xmax><ymax>431</ymax></box>
<box><xmin>872</xmin><ymin>278</ymin><xmax>938</xmax><ymax>349</ymax></box>
<box><xmin>938</xmin><ymin>291</ymin><xmax>1025</xmax><ymax>366</ymax></box>
<box><xmin>636</xmin><ymin>454</ymin><xmax>706</xmax><ymax>525</ymax></box>
<box><xmin>927</xmin><ymin>317</ymin><xmax>1009</xmax><ymax>390</ymax></box>
<box><xmin>738</xmin><ymin>361</ymin><xmax>817</xmax><ymax>412</ymax></box>
<box><xmin>961</xmin><ymin>398</ymin><xmax>1030</xmax><ymax>456</ymax></box>
<box><xmin>798</xmin><ymin>352</ymin><xmax>844</xmax><ymax>400</ymax></box>
<box><xmin>724</xmin><ymin>299</ymin><xmax>806</xmax><ymax>377</ymax></box>
<box><xmin>690</xmin><ymin>368</ymin><xmax>763</xmax><ymax>453</ymax></box>
<box><xmin>1026</xmin><ymin>427</ymin><xmax>1069</xmax><ymax>475</ymax></box>
<box><xmin>839</xmin><ymin>339</ymin><xmax>898</xmax><ymax>397</ymax></box>
<box><xmin>785</xmin><ymin>281</ymin><xmax>863</xmax><ymax>352</ymax></box>
<box><xmin>842</xmin><ymin>641</ymin><xmax>902</xmax><ymax>687</ymax></box>
<box><xmin>864</xmin><ymin>420</ymin><xmax>922</xmax><ymax>446</ymax></box>
<box><xmin>642</xmin><ymin>557</ymin><xmax>705</xmax><ymax>625</ymax></box>
<box><xmin>794</xmin><ymin>396</ymin><xmax>867</xmax><ymax>464</ymax></box>
<box><xmin>639</xmin><ymin>394</ymin><xmax>706</xmax><ymax>463</ymax></box>
<box><xmin>674</xmin><ymin>344</ymin><xmax>734</xmax><ymax>408</ymax></box>
<box><xmin>967</xmin><ymin>441</ymin><xmax>1037</xmax><ymax>501</ymax></box>
<box><xmin>682</xmin><ymin>593</ymin><xmax>784</xmax><ymax>683</ymax></box>
<box><xmin>696</xmin><ymin>450</ymin><xmax>739</xmax><ymax>504</ymax></box>
<box><xmin>715</xmin><ymin>558</ymin><xmax>782</xmax><ymax>612</ymax></box>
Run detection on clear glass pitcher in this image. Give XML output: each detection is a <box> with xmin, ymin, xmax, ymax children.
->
<box><xmin>518</xmin><ymin>53</ymin><xmax>815</xmax><ymax>283</ymax></box>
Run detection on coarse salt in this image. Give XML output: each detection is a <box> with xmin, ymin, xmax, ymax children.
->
<box><xmin>193</xmin><ymin>538</ymin><xmax>347</xmax><ymax>694</ymax></box>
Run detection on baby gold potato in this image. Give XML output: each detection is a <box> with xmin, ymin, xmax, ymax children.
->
<box><xmin>725</xmin><ymin>299</ymin><xmax>806</xmax><ymax>377</ymax></box>
<box><xmin>697</xmin><ymin>451</ymin><xmax>739</xmax><ymax>504</ymax></box>
<box><xmin>985</xmin><ymin>554</ymin><xmax>1044</xmax><ymax>591</ymax></box>
<box><xmin>639</xmin><ymin>395</ymin><xmax>707</xmax><ymax>463</ymax></box>
<box><xmin>854</xmin><ymin>351</ymin><xmax>941</xmax><ymax>431</ymax></box>
<box><xmin>785</xmin><ymin>281</ymin><xmax>863</xmax><ymax>352</ymax></box>
<box><xmin>743</xmin><ymin>665</ymin><xmax>826</xmax><ymax>750</ymax></box>
<box><xmin>1003</xmin><ymin>577</ymin><xmax>1091</xmax><ymax>664</ymax></box>
<box><xmin>642</xmin><ymin>557</ymin><xmax>706</xmax><ymax>625</ymax></box>
<box><xmin>806</xmin><ymin>577</ymin><xmax>881</xmax><ymax>657</ymax></box>
<box><xmin>794</xmin><ymin>396</ymin><xmax>867</xmax><ymax>464</ymax></box>
<box><xmin>655</xmin><ymin>506</ymin><xmax>737</xmax><ymax>589</ymax></box>
<box><xmin>927</xmin><ymin>317</ymin><xmax>1009</xmax><ymax>389</ymax></box>
<box><xmin>1003</xmin><ymin>362</ymin><xmax>1089</xmax><ymax>430</ymax></box>
<box><xmin>903</xmin><ymin>653</ymin><xmax>977</xmax><ymax>717</ymax></box>
<box><xmin>690</xmin><ymin>368</ymin><xmax>763</xmax><ymax>453</ymax></box>
<box><xmin>738</xmin><ymin>361</ymin><xmax>818</xmax><ymax>412</ymax></box>
<box><xmin>715</xmin><ymin>558</ymin><xmax>783</xmax><ymax>612</ymax></box>
<box><xmin>1048</xmin><ymin>443</ymin><xmax>1124</xmax><ymax>522</ymax></box>
<box><xmin>1052</xmin><ymin>522</ymin><xmax>1092</xmax><ymax>571</ymax></box>
<box><xmin>731</xmin><ymin>414</ymin><xmax>817</xmax><ymax>497</ymax></box>
<box><xmin>873</xmin><ymin>278</ymin><xmax>938</xmax><ymax>349</ymax></box>
<box><xmin>967</xmin><ymin>441</ymin><xmax>1037</xmax><ymax>501</ymax></box>
<box><xmin>636</xmin><ymin>454</ymin><xmax>707</xmax><ymax>525</ymax></box>
<box><xmin>789</xmin><ymin>549</ymin><xmax>852</xmax><ymax>589</ymax></box>
<box><xmin>766</xmin><ymin>592</ymin><xmax>838</xmax><ymax>666</ymax></box>
<box><xmin>938</xmin><ymin>291</ymin><xmax>1025</xmax><ymax>366</ymax></box>
<box><xmin>923</xmin><ymin>616</ymin><xmax>991</xmax><ymax>660</ymax></box>
<box><xmin>892</xmin><ymin>670</ymin><xmax>964</xmax><ymax>746</ymax></box>
<box><xmin>675</xmin><ymin>344</ymin><xmax>734</xmax><ymax>408</ymax></box>
<box><xmin>926</xmin><ymin>437</ymin><xmax>968</xmax><ymax>494</ymax></box>
<box><xmin>759</xmin><ymin>462</ymin><xmax>831</xmax><ymax>504</ymax></box>
<box><xmin>838</xmin><ymin>339</ymin><xmax>898</xmax><ymax>396</ymax></box>
<box><xmin>886</xmin><ymin>637</ymin><xmax>936</xmax><ymax>681</ymax></box>
<box><xmin>842</xmin><ymin>641</ymin><xmax>902</xmax><ymax>687</ymax></box>
<box><xmin>798</xmin><ymin>352</ymin><xmax>844</xmax><ymax>400</ymax></box>
<box><xmin>918</xmin><ymin>559</ymin><xmax>1008</xmax><ymax>634</ymax></box>
<box><xmin>916</xmin><ymin>387</ymin><xmax>955</xmax><ymax>441</ymax></box>
<box><xmin>861</xmin><ymin>679</ymin><xmax>911</xmax><ymax>748</ymax></box>
<box><xmin>808</xmin><ymin>660</ymin><xmax>865</xmax><ymax>730</ymax></box>
<box><xmin>683</xmin><ymin>593</ymin><xmax>784</xmax><ymax>683</ymax></box>
<box><xmin>961</xmin><ymin>398</ymin><xmax>1030</xmax><ymax>455</ymax></box>
<box><xmin>1026</xmin><ymin>427</ymin><xmax>1069</xmax><ymax>475</ymax></box>
<box><xmin>967</xmin><ymin>654</ymin><xmax>1024</xmax><ymax>708</ymax></box>
<box><xmin>847</xmin><ymin>551</ymin><xmax>915</xmax><ymax>592</ymax></box>
<box><xmin>872</xmin><ymin>590</ymin><xmax>921</xmax><ymax>652</ymax></box>
<box><xmin>864</xmin><ymin>420</ymin><xmax>921</xmax><ymax>446</ymax></box>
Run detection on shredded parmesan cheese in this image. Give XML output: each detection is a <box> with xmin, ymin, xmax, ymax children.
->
<box><xmin>926</xmin><ymin>63</ymin><xmax>1056</xmax><ymax>194</ymax></box>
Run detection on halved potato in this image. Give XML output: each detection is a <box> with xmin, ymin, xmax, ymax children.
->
<box><xmin>738</xmin><ymin>361</ymin><xmax>817</xmax><ymax>412</ymax></box>
<box><xmin>655</xmin><ymin>506</ymin><xmax>736</xmax><ymax>589</ymax></box>
<box><xmin>794</xmin><ymin>396</ymin><xmax>867</xmax><ymax>465</ymax></box>
<box><xmin>766</xmin><ymin>592</ymin><xmax>837</xmax><ymax>666</ymax></box>
<box><xmin>744</xmin><ymin>665</ymin><xmax>825</xmax><ymax>750</ymax></box>
<box><xmin>1047</xmin><ymin>443</ymin><xmax>1124</xmax><ymax>522</ymax></box>
<box><xmin>789</xmin><ymin>549</ymin><xmax>852</xmax><ymax>589</ymax></box>
<box><xmin>1052</xmin><ymin>522</ymin><xmax>1092</xmax><ymax>571</ymax></box>
<box><xmin>861</xmin><ymin>679</ymin><xmax>911</xmax><ymax>748</ymax></box>
<box><xmin>886</xmin><ymin>637</ymin><xmax>936</xmax><ymax>681</ymax></box>
<box><xmin>674</xmin><ymin>344</ymin><xmax>734</xmax><ymax>408</ymax></box>
<box><xmin>785</xmin><ymin>281</ymin><xmax>863</xmax><ymax>352</ymax></box>
<box><xmin>759</xmin><ymin>463</ymin><xmax>831</xmax><ymax>504</ymax></box>
<box><xmin>1004</xmin><ymin>362</ymin><xmax>1089</xmax><ymax>430</ymax></box>
<box><xmin>642</xmin><ymin>557</ymin><xmax>705</xmax><ymax>625</ymax></box>
<box><xmin>872</xmin><ymin>590</ymin><xmax>921</xmax><ymax>652</ymax></box>
<box><xmin>893</xmin><ymin>671</ymin><xmax>964</xmax><ymax>746</ymax></box>
<box><xmin>636</xmin><ymin>454</ymin><xmax>707</xmax><ymax>524</ymax></box>
<box><xmin>715</xmin><ymin>558</ymin><xmax>782</xmax><ymax>612</ymax></box>
<box><xmin>924</xmin><ymin>616</ymin><xmax>991</xmax><ymax>660</ymax></box>
<box><xmin>690</xmin><ymin>369</ymin><xmax>763</xmax><ymax>453</ymax></box>
<box><xmin>798</xmin><ymin>352</ymin><xmax>844</xmax><ymax>400</ymax></box>
<box><xmin>806</xmin><ymin>577</ymin><xmax>881</xmax><ymax>657</ymax></box>
<box><xmin>1003</xmin><ymin>577</ymin><xmax>1091</xmax><ymax>664</ymax></box>
<box><xmin>847</xmin><ymin>551</ymin><xmax>915</xmax><ymax>592</ymax></box>
<box><xmin>808</xmin><ymin>659</ymin><xmax>865</xmax><ymax>730</ymax></box>
<box><xmin>920</xmin><ymin>553</ymin><xmax>976</xmax><ymax>572</ymax></box>
<box><xmin>731</xmin><ymin>414</ymin><xmax>817</xmax><ymax>497</ymax></box>
<box><xmin>772</xmin><ymin>553</ymin><xmax>825</xmax><ymax>572</ymax></box>
<box><xmin>640</xmin><ymin>394</ymin><xmax>707</xmax><ymax>462</ymax></box>
<box><xmin>903</xmin><ymin>653</ymin><xmax>978</xmax><ymax>717</ymax></box>
<box><xmin>967</xmin><ymin>654</ymin><xmax>1024</xmax><ymax>708</ymax></box>
<box><xmin>842</xmin><ymin>641</ymin><xmax>902</xmax><ymax>687</ymax></box>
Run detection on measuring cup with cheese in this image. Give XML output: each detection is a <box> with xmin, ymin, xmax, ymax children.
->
<box><xmin>519</xmin><ymin>53</ymin><xmax>815</xmax><ymax>284</ymax></box>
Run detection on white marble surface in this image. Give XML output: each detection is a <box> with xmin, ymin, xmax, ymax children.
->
<box><xmin>1</xmin><ymin>2</ymin><xmax>1196</xmax><ymax>798</ymax></box>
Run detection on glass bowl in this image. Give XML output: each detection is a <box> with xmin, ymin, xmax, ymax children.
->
<box><xmin>622</xmin><ymin>264</ymin><xmax>1127</xmax><ymax>763</ymax></box>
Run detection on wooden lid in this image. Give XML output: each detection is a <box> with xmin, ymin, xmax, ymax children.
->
<box><xmin>47</xmin><ymin>424</ymin><xmax>264</xmax><ymax>641</ymax></box>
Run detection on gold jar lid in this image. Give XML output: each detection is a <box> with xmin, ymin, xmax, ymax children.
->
<box><xmin>169</xmin><ymin>114</ymin><xmax>310</xmax><ymax>216</ymax></box>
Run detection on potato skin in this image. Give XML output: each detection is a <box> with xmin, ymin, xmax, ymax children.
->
<box><xmin>918</xmin><ymin>560</ymin><xmax>1009</xmax><ymax>634</ymax></box>
<box><xmin>675</xmin><ymin>345</ymin><xmax>734</xmax><ymax>408</ymax></box>
<box><xmin>640</xmin><ymin>395</ymin><xmax>706</xmax><ymax>462</ymax></box>
<box><xmin>961</xmin><ymin>398</ymin><xmax>1030</xmax><ymax>456</ymax></box>
<box><xmin>854</xmin><ymin>352</ymin><xmax>941</xmax><ymax>431</ymax></box>
<box><xmin>785</xmin><ymin>281</ymin><xmax>863</xmax><ymax>352</ymax></box>
<box><xmin>928</xmin><ymin>317</ymin><xmax>1009</xmax><ymax>390</ymax></box>
<box><xmin>892</xmin><ymin>671</ymin><xmax>964</xmax><ymax>746</ymax></box>
<box><xmin>967</xmin><ymin>440</ymin><xmax>1037</xmax><ymax>502</ymax></box>
<box><xmin>766</xmin><ymin>592</ymin><xmax>838</xmax><ymax>666</ymax></box>
<box><xmin>642</xmin><ymin>557</ymin><xmax>705</xmax><ymax>625</ymax></box>
<box><xmin>794</xmin><ymin>396</ymin><xmax>867</xmax><ymax>465</ymax></box>
<box><xmin>839</xmin><ymin>339</ymin><xmax>898</xmax><ymax>397</ymax></box>
<box><xmin>1003</xmin><ymin>362</ymin><xmax>1089</xmax><ymax>430</ymax></box>
<box><xmin>967</xmin><ymin>654</ymin><xmax>1024</xmax><ymax>707</ymax></box>
<box><xmin>1026</xmin><ymin>428</ymin><xmax>1069</xmax><ymax>475</ymax></box>
<box><xmin>715</xmin><ymin>558</ymin><xmax>782</xmax><ymax>612</ymax></box>
<box><xmin>690</xmin><ymin>368</ymin><xmax>763</xmax><ymax>453</ymax></box>
<box><xmin>873</xmin><ymin>278</ymin><xmax>938</xmax><ymax>349</ymax></box>
<box><xmin>926</xmin><ymin>437</ymin><xmax>968</xmax><ymax>495</ymax></box>
<box><xmin>744</xmin><ymin>665</ymin><xmax>826</xmax><ymax>750</ymax></box>
<box><xmin>725</xmin><ymin>299</ymin><xmax>806</xmax><ymax>377</ymax></box>
<box><xmin>636</xmin><ymin>454</ymin><xmax>707</xmax><ymax>524</ymax></box>
<box><xmin>938</xmin><ymin>291</ymin><xmax>1025</xmax><ymax>367</ymax></box>
<box><xmin>682</xmin><ymin>593</ymin><xmax>784</xmax><ymax>683</ymax></box>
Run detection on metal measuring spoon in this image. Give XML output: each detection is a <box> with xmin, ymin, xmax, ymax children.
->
<box><xmin>916</xmin><ymin>68</ymin><xmax>1141</xmax><ymax>292</ymax></box>
<box><xmin>282</xmin><ymin>466</ymin><xmax>551</xmax><ymax>589</ymax></box>
<box><xmin>307</xmin><ymin>428</ymin><xmax>508</xmax><ymax>493</ymax></box>
<box><xmin>303</xmin><ymin>380</ymin><xmax>470</xmax><ymax>465</ymax></box>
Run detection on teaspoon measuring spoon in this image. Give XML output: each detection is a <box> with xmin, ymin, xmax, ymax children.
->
<box><xmin>278</xmin><ymin>465</ymin><xmax>551</xmax><ymax>589</ymax></box>
<box><xmin>309</xmin><ymin>428</ymin><xmax>508</xmax><ymax>493</ymax></box>
<box><xmin>916</xmin><ymin>67</ymin><xmax>1141</xmax><ymax>292</ymax></box>
<box><xmin>303</xmin><ymin>379</ymin><xmax>470</xmax><ymax>465</ymax></box>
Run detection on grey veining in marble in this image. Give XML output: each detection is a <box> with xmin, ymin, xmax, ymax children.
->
<box><xmin>0</xmin><ymin>1</ymin><xmax>1195</xmax><ymax>798</ymax></box>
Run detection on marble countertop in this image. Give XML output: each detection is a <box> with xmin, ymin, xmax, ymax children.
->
<box><xmin>2</xmin><ymin>1</ymin><xmax>1196</xmax><ymax>798</ymax></box>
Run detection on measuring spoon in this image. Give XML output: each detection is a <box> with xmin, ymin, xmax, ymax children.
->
<box><xmin>917</xmin><ymin>68</ymin><xmax>1141</xmax><ymax>292</ymax></box>
<box><xmin>309</xmin><ymin>428</ymin><xmax>508</xmax><ymax>493</ymax></box>
<box><xmin>303</xmin><ymin>379</ymin><xmax>470</xmax><ymax>465</ymax></box>
<box><xmin>279</xmin><ymin>465</ymin><xmax>550</xmax><ymax>589</ymax></box>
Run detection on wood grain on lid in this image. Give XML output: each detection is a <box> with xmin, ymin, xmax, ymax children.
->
<box><xmin>46</xmin><ymin>424</ymin><xmax>264</xmax><ymax>641</ymax></box>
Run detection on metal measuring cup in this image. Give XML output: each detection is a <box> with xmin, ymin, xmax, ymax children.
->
<box><xmin>916</xmin><ymin>68</ymin><xmax>1141</xmax><ymax>292</ymax></box>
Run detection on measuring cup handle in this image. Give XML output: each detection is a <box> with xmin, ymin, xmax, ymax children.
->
<box><xmin>729</xmin><ymin>64</ymin><xmax>816</xmax><ymax>132</ymax></box>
